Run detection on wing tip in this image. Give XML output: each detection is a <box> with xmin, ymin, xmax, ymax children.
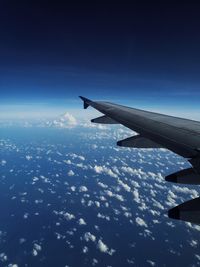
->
<box><xmin>79</xmin><ymin>96</ymin><xmax>91</xmax><ymax>109</ymax></box>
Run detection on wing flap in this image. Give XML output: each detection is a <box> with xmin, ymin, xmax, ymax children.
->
<box><xmin>165</xmin><ymin>167</ymin><xmax>200</xmax><ymax>185</ymax></box>
<box><xmin>168</xmin><ymin>197</ymin><xmax>200</xmax><ymax>225</ymax></box>
<box><xmin>91</xmin><ymin>115</ymin><xmax>118</xmax><ymax>124</ymax></box>
<box><xmin>117</xmin><ymin>135</ymin><xmax>162</xmax><ymax>148</ymax></box>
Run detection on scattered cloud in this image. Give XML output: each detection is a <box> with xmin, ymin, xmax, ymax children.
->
<box><xmin>135</xmin><ymin>217</ymin><xmax>148</xmax><ymax>228</ymax></box>
<box><xmin>78</xmin><ymin>218</ymin><xmax>87</xmax><ymax>225</ymax></box>
<box><xmin>46</xmin><ymin>112</ymin><xmax>77</xmax><ymax>128</ymax></box>
<box><xmin>97</xmin><ymin>239</ymin><xmax>115</xmax><ymax>255</ymax></box>
<box><xmin>68</xmin><ymin>170</ymin><xmax>75</xmax><ymax>176</ymax></box>
<box><xmin>84</xmin><ymin>232</ymin><xmax>96</xmax><ymax>242</ymax></box>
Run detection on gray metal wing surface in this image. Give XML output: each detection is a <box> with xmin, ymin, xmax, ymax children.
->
<box><xmin>80</xmin><ymin>96</ymin><xmax>200</xmax><ymax>225</ymax></box>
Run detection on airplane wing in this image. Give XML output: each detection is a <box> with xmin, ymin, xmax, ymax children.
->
<box><xmin>80</xmin><ymin>96</ymin><xmax>200</xmax><ymax>225</ymax></box>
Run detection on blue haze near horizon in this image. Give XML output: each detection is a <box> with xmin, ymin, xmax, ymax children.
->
<box><xmin>0</xmin><ymin>2</ymin><xmax>200</xmax><ymax>118</ymax></box>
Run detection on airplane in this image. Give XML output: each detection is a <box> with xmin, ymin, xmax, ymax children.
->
<box><xmin>80</xmin><ymin>96</ymin><xmax>200</xmax><ymax>225</ymax></box>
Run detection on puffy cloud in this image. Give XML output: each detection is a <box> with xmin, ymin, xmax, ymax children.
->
<box><xmin>62</xmin><ymin>212</ymin><xmax>75</xmax><ymax>221</ymax></box>
<box><xmin>71</xmin><ymin>186</ymin><xmax>76</xmax><ymax>192</ymax></box>
<box><xmin>84</xmin><ymin>232</ymin><xmax>96</xmax><ymax>242</ymax></box>
<box><xmin>190</xmin><ymin>239</ymin><xmax>198</xmax><ymax>248</ymax></box>
<box><xmin>95</xmin><ymin>201</ymin><xmax>100</xmax><ymax>208</ymax></box>
<box><xmin>97</xmin><ymin>239</ymin><xmax>109</xmax><ymax>253</ymax></box>
<box><xmin>92</xmin><ymin>258</ymin><xmax>98</xmax><ymax>266</ymax></box>
<box><xmin>115</xmin><ymin>194</ymin><xmax>124</xmax><ymax>202</ymax></box>
<box><xmin>81</xmin><ymin>122</ymin><xmax>108</xmax><ymax>130</ymax></box>
<box><xmin>25</xmin><ymin>155</ymin><xmax>32</xmax><ymax>160</ymax></box>
<box><xmin>32</xmin><ymin>243</ymin><xmax>42</xmax><ymax>257</ymax></box>
<box><xmin>117</xmin><ymin>179</ymin><xmax>131</xmax><ymax>192</ymax></box>
<box><xmin>97</xmin><ymin>213</ymin><xmax>110</xmax><ymax>221</ymax></box>
<box><xmin>105</xmin><ymin>190</ymin><xmax>124</xmax><ymax>202</ymax></box>
<box><xmin>93</xmin><ymin>165</ymin><xmax>118</xmax><ymax>178</ymax></box>
<box><xmin>173</xmin><ymin>185</ymin><xmax>198</xmax><ymax>199</ymax></box>
<box><xmin>195</xmin><ymin>254</ymin><xmax>200</xmax><ymax>261</ymax></box>
<box><xmin>78</xmin><ymin>218</ymin><xmax>86</xmax><ymax>225</ymax></box>
<box><xmin>69</xmin><ymin>153</ymin><xmax>85</xmax><ymax>161</ymax></box>
<box><xmin>146</xmin><ymin>260</ymin><xmax>156</xmax><ymax>266</ymax></box>
<box><xmin>97</xmin><ymin>182</ymin><xmax>108</xmax><ymax>189</ymax></box>
<box><xmin>132</xmin><ymin>189</ymin><xmax>140</xmax><ymax>203</ymax></box>
<box><xmin>68</xmin><ymin>170</ymin><xmax>75</xmax><ymax>176</ymax></box>
<box><xmin>152</xmin><ymin>199</ymin><xmax>164</xmax><ymax>210</ymax></box>
<box><xmin>97</xmin><ymin>240</ymin><xmax>115</xmax><ymax>255</ymax></box>
<box><xmin>59</xmin><ymin>112</ymin><xmax>77</xmax><ymax>126</ymax></box>
<box><xmin>94</xmin><ymin>165</ymin><xmax>105</xmax><ymax>174</ymax></box>
<box><xmin>82</xmin><ymin>246</ymin><xmax>88</xmax><ymax>253</ymax></box>
<box><xmin>135</xmin><ymin>217</ymin><xmax>148</xmax><ymax>228</ymax></box>
<box><xmin>0</xmin><ymin>160</ymin><xmax>6</xmax><ymax>166</ymax></box>
<box><xmin>79</xmin><ymin>186</ymin><xmax>88</xmax><ymax>192</ymax></box>
<box><xmin>47</xmin><ymin>112</ymin><xmax>77</xmax><ymax>128</ymax></box>
<box><xmin>23</xmin><ymin>213</ymin><xmax>29</xmax><ymax>219</ymax></box>
<box><xmin>0</xmin><ymin>252</ymin><xmax>7</xmax><ymax>262</ymax></box>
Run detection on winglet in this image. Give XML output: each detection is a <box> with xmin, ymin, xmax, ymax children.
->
<box><xmin>79</xmin><ymin>96</ymin><xmax>91</xmax><ymax>109</ymax></box>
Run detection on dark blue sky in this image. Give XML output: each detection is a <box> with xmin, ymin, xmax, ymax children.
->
<box><xmin>1</xmin><ymin>1</ymin><xmax>200</xmax><ymax>116</ymax></box>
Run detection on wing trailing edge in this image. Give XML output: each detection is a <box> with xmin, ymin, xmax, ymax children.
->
<box><xmin>117</xmin><ymin>135</ymin><xmax>162</xmax><ymax>148</ymax></box>
<box><xmin>168</xmin><ymin>197</ymin><xmax>200</xmax><ymax>225</ymax></box>
<box><xmin>165</xmin><ymin>167</ymin><xmax>200</xmax><ymax>185</ymax></box>
<box><xmin>91</xmin><ymin>115</ymin><xmax>118</xmax><ymax>124</ymax></box>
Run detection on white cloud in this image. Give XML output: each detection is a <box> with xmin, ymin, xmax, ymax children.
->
<box><xmin>68</xmin><ymin>170</ymin><xmax>75</xmax><ymax>176</ymax></box>
<box><xmin>195</xmin><ymin>254</ymin><xmax>200</xmax><ymax>261</ymax></box>
<box><xmin>79</xmin><ymin>186</ymin><xmax>88</xmax><ymax>192</ymax></box>
<box><xmin>64</xmin><ymin>212</ymin><xmax>75</xmax><ymax>220</ymax></box>
<box><xmin>152</xmin><ymin>199</ymin><xmax>164</xmax><ymax>210</ymax></box>
<box><xmin>23</xmin><ymin>213</ymin><xmax>29</xmax><ymax>219</ymax></box>
<box><xmin>147</xmin><ymin>260</ymin><xmax>156</xmax><ymax>266</ymax></box>
<box><xmin>0</xmin><ymin>160</ymin><xmax>6</xmax><ymax>166</ymax></box>
<box><xmin>92</xmin><ymin>258</ymin><xmax>98</xmax><ymax>266</ymax></box>
<box><xmin>82</xmin><ymin>246</ymin><xmax>88</xmax><ymax>253</ymax></box>
<box><xmin>71</xmin><ymin>186</ymin><xmax>76</xmax><ymax>191</ymax></box>
<box><xmin>19</xmin><ymin>238</ymin><xmax>26</xmax><ymax>244</ymax></box>
<box><xmin>132</xmin><ymin>189</ymin><xmax>140</xmax><ymax>203</ymax></box>
<box><xmin>93</xmin><ymin>165</ymin><xmax>118</xmax><ymax>178</ymax></box>
<box><xmin>0</xmin><ymin>253</ymin><xmax>7</xmax><ymax>262</ymax></box>
<box><xmin>84</xmin><ymin>232</ymin><xmax>96</xmax><ymax>242</ymax></box>
<box><xmin>97</xmin><ymin>240</ymin><xmax>115</xmax><ymax>255</ymax></box>
<box><xmin>115</xmin><ymin>194</ymin><xmax>124</xmax><ymax>202</ymax></box>
<box><xmin>97</xmin><ymin>213</ymin><xmax>110</xmax><ymax>221</ymax></box>
<box><xmin>95</xmin><ymin>201</ymin><xmax>100</xmax><ymax>208</ymax></box>
<box><xmin>190</xmin><ymin>240</ymin><xmax>198</xmax><ymax>248</ymax></box>
<box><xmin>97</xmin><ymin>182</ymin><xmax>108</xmax><ymax>189</ymax></box>
<box><xmin>117</xmin><ymin>179</ymin><xmax>131</xmax><ymax>192</ymax></box>
<box><xmin>32</xmin><ymin>243</ymin><xmax>42</xmax><ymax>257</ymax></box>
<box><xmin>32</xmin><ymin>249</ymin><xmax>38</xmax><ymax>256</ymax></box>
<box><xmin>47</xmin><ymin>112</ymin><xmax>77</xmax><ymax>128</ymax></box>
<box><xmin>25</xmin><ymin>155</ymin><xmax>32</xmax><ymax>160</ymax></box>
<box><xmin>97</xmin><ymin>239</ymin><xmax>109</xmax><ymax>253</ymax></box>
<box><xmin>78</xmin><ymin>218</ymin><xmax>86</xmax><ymax>225</ymax></box>
<box><xmin>104</xmin><ymin>190</ymin><xmax>124</xmax><ymax>202</ymax></box>
<box><xmin>135</xmin><ymin>217</ymin><xmax>148</xmax><ymax>228</ymax></box>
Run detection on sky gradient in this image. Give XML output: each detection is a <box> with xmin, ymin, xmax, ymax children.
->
<box><xmin>1</xmin><ymin>1</ymin><xmax>200</xmax><ymax>118</ymax></box>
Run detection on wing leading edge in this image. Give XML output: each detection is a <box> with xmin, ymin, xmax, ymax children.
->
<box><xmin>80</xmin><ymin>96</ymin><xmax>200</xmax><ymax>225</ymax></box>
